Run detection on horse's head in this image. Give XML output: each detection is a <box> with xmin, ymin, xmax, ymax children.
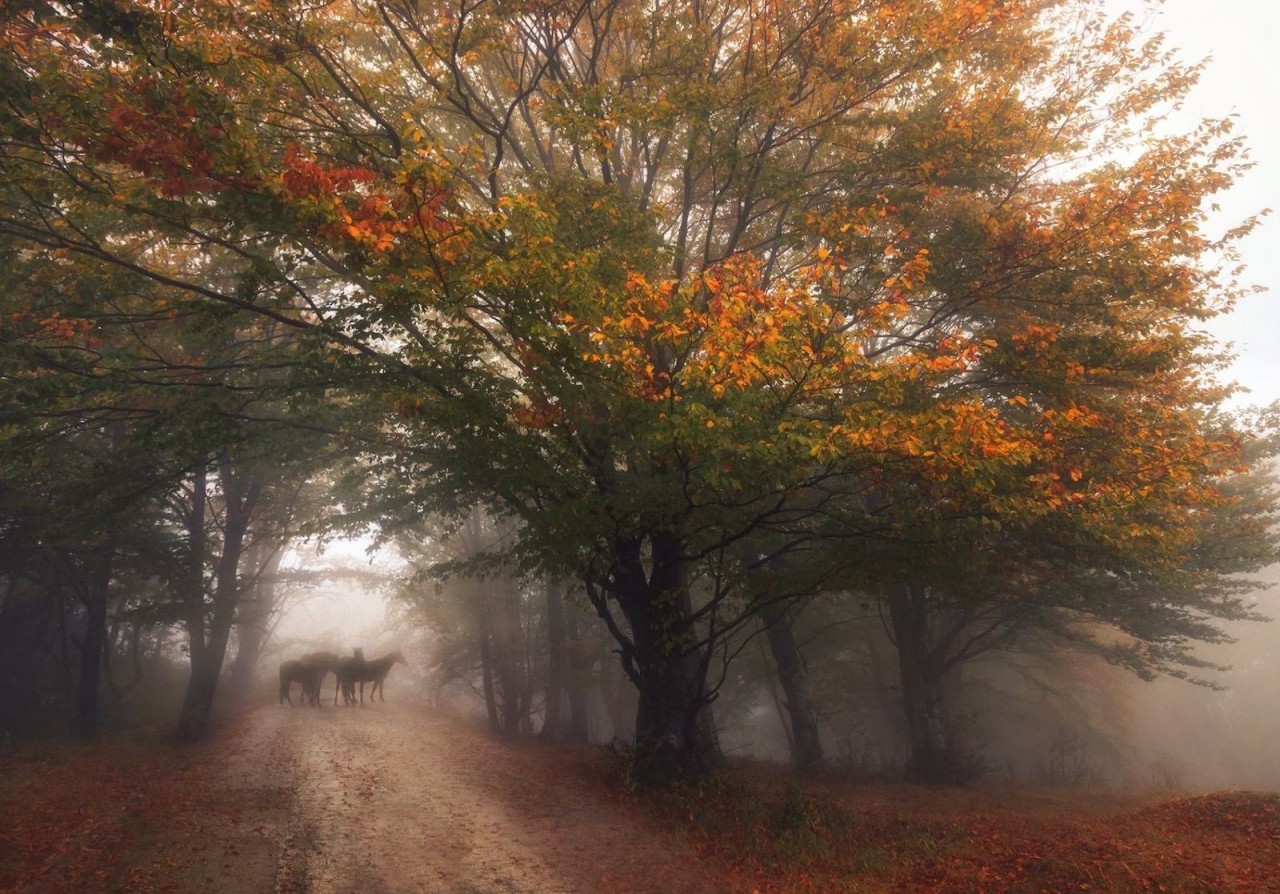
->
<box><xmin>393</xmin><ymin>650</ymin><xmax>407</xmax><ymax>666</ymax></box>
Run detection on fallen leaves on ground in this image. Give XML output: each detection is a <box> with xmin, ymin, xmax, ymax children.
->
<box><xmin>2</xmin><ymin>710</ymin><xmax>1279</xmax><ymax>893</ymax></box>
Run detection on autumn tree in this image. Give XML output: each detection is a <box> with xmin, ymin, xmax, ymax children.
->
<box><xmin>0</xmin><ymin>0</ymin><xmax>1269</xmax><ymax>780</ymax></box>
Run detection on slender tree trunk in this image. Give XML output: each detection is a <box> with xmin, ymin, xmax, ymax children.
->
<box><xmin>541</xmin><ymin>578</ymin><xmax>567</xmax><ymax>740</ymax></box>
<box><xmin>229</xmin><ymin>546</ymin><xmax>284</xmax><ymax>701</ymax></box>
<box><xmin>762</xmin><ymin>607</ymin><xmax>824</xmax><ymax>773</ymax></box>
<box><xmin>478</xmin><ymin>626</ymin><xmax>500</xmax><ymax>734</ymax></box>
<box><xmin>103</xmin><ymin>620</ymin><xmax>142</xmax><ymax>700</ymax></box>
<box><xmin>758</xmin><ymin>632</ymin><xmax>797</xmax><ymax>757</ymax></box>
<box><xmin>491</xmin><ymin>576</ymin><xmax>531</xmax><ymax>738</ymax></box>
<box><xmin>564</xmin><ymin>601</ymin><xmax>591</xmax><ymax>744</ymax></box>
<box><xmin>74</xmin><ymin>548</ymin><xmax>113</xmax><ymax>737</ymax></box>
<box><xmin>177</xmin><ymin>456</ymin><xmax>261</xmax><ymax>740</ymax></box>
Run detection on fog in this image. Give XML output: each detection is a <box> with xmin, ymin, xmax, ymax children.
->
<box><xmin>262</xmin><ymin>532</ymin><xmax>1280</xmax><ymax>794</ymax></box>
<box><xmin>1126</xmin><ymin>579</ymin><xmax>1280</xmax><ymax>790</ymax></box>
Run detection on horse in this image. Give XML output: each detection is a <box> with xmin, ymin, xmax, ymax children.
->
<box><xmin>278</xmin><ymin>659</ymin><xmax>314</xmax><ymax>706</ymax></box>
<box><xmin>278</xmin><ymin>651</ymin><xmax>341</xmax><ymax>706</ymax></box>
<box><xmin>336</xmin><ymin>651</ymin><xmax>407</xmax><ymax>705</ymax></box>
<box><xmin>300</xmin><ymin>651</ymin><xmax>341</xmax><ymax>705</ymax></box>
<box><xmin>333</xmin><ymin>647</ymin><xmax>365</xmax><ymax>705</ymax></box>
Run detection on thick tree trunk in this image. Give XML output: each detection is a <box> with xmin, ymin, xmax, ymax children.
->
<box><xmin>887</xmin><ymin>582</ymin><xmax>954</xmax><ymax>783</ymax></box>
<box><xmin>762</xmin><ymin>608</ymin><xmax>824</xmax><ymax>773</ymax></box>
<box><xmin>599</xmin><ymin>637</ymin><xmax>632</xmax><ymax>741</ymax></box>
<box><xmin>608</xmin><ymin>530</ymin><xmax>714</xmax><ymax>785</ymax></box>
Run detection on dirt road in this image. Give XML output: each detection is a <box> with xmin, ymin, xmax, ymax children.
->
<box><xmin>154</xmin><ymin>702</ymin><xmax>730</xmax><ymax>894</ymax></box>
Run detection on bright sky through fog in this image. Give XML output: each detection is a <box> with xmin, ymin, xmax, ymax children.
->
<box><xmin>1106</xmin><ymin>0</ymin><xmax>1280</xmax><ymax>407</ymax></box>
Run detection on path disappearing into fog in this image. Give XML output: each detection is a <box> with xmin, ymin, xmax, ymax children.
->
<box><xmin>210</xmin><ymin>701</ymin><xmax>723</xmax><ymax>894</ymax></box>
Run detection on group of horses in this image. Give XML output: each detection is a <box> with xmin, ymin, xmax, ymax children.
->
<box><xmin>278</xmin><ymin>649</ymin><xmax>407</xmax><ymax>707</ymax></box>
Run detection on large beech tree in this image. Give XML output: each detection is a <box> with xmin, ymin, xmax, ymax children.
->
<box><xmin>0</xmin><ymin>0</ymin><xmax>1268</xmax><ymax>779</ymax></box>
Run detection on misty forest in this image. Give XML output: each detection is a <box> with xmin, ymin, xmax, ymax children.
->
<box><xmin>3</xmin><ymin>0</ymin><xmax>1280</xmax><ymax>891</ymax></box>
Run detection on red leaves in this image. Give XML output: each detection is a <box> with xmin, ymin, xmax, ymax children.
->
<box><xmin>94</xmin><ymin>83</ymin><xmax>220</xmax><ymax>196</ymax></box>
<box><xmin>0</xmin><ymin>740</ymin><xmax>183</xmax><ymax>891</ymax></box>
<box><xmin>279</xmin><ymin>146</ymin><xmax>376</xmax><ymax>199</ymax></box>
<box><xmin>278</xmin><ymin>146</ymin><xmax>454</xmax><ymax>255</ymax></box>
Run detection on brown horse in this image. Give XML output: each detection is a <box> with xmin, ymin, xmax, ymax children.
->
<box><xmin>278</xmin><ymin>651</ymin><xmax>341</xmax><ymax>706</ymax></box>
<box><xmin>301</xmin><ymin>651</ymin><xmax>341</xmax><ymax>704</ymax></box>
<box><xmin>336</xmin><ymin>651</ymin><xmax>407</xmax><ymax>705</ymax></box>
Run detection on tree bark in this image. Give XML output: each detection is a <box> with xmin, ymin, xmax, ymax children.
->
<box><xmin>541</xmin><ymin>578</ymin><xmax>568</xmax><ymax>741</ymax></box>
<box><xmin>74</xmin><ymin>548</ymin><xmax>113</xmax><ymax>737</ymax></box>
<box><xmin>478</xmin><ymin>624</ymin><xmax>501</xmax><ymax>734</ymax></box>
<box><xmin>606</xmin><ymin>530</ymin><xmax>714</xmax><ymax>785</ymax></box>
<box><xmin>762</xmin><ymin>607</ymin><xmax>824</xmax><ymax>773</ymax></box>
<box><xmin>492</xmin><ymin>575</ymin><xmax>531</xmax><ymax>738</ymax></box>
<box><xmin>564</xmin><ymin>600</ymin><xmax>591</xmax><ymax>744</ymax></box>
<box><xmin>228</xmin><ymin>545</ymin><xmax>284</xmax><ymax>701</ymax></box>
<box><xmin>177</xmin><ymin>455</ymin><xmax>262</xmax><ymax>740</ymax></box>
<box><xmin>886</xmin><ymin>582</ymin><xmax>954</xmax><ymax>783</ymax></box>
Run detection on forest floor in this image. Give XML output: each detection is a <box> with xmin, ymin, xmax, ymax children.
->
<box><xmin>2</xmin><ymin>700</ymin><xmax>1279</xmax><ymax>893</ymax></box>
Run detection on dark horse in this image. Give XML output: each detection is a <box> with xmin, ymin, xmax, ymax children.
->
<box><xmin>278</xmin><ymin>651</ymin><xmax>341</xmax><ymax>706</ymax></box>
<box><xmin>336</xmin><ymin>651</ymin><xmax>407</xmax><ymax>705</ymax></box>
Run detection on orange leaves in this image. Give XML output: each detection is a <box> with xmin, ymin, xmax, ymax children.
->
<box><xmin>279</xmin><ymin>146</ymin><xmax>377</xmax><ymax>199</ymax></box>
<box><xmin>278</xmin><ymin>146</ymin><xmax>457</xmax><ymax>259</ymax></box>
<box><xmin>568</xmin><ymin>255</ymin><xmax>834</xmax><ymax>405</ymax></box>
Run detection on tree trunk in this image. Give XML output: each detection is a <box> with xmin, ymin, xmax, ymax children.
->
<box><xmin>607</xmin><ymin>530</ymin><xmax>714</xmax><ymax>785</ymax></box>
<box><xmin>599</xmin><ymin>636</ymin><xmax>631</xmax><ymax>741</ymax></box>
<box><xmin>762</xmin><ymin>607</ymin><xmax>824</xmax><ymax>773</ymax></box>
<box><xmin>564</xmin><ymin>600</ymin><xmax>591</xmax><ymax>744</ymax></box>
<box><xmin>886</xmin><ymin>582</ymin><xmax>954</xmax><ymax>783</ymax></box>
<box><xmin>74</xmin><ymin>548</ymin><xmax>113</xmax><ymax>737</ymax></box>
<box><xmin>177</xmin><ymin>455</ymin><xmax>261</xmax><ymax>740</ymax></box>
<box><xmin>491</xmin><ymin>576</ymin><xmax>531</xmax><ymax>738</ymax></box>
<box><xmin>478</xmin><ymin>626</ymin><xmax>501</xmax><ymax>734</ymax></box>
<box><xmin>758</xmin><ymin>632</ymin><xmax>797</xmax><ymax>758</ymax></box>
<box><xmin>229</xmin><ymin>545</ymin><xmax>284</xmax><ymax>701</ymax></box>
<box><xmin>541</xmin><ymin>578</ymin><xmax>567</xmax><ymax>741</ymax></box>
